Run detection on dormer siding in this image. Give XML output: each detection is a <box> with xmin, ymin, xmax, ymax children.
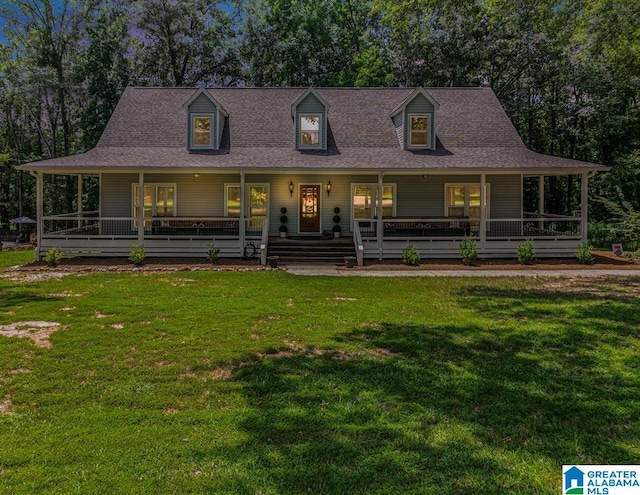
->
<box><xmin>294</xmin><ymin>92</ymin><xmax>328</xmax><ymax>150</ymax></box>
<box><xmin>405</xmin><ymin>94</ymin><xmax>436</xmax><ymax>150</ymax></box>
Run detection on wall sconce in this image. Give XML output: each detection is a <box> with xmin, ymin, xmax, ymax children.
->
<box><xmin>194</xmin><ymin>173</ymin><xmax>200</xmax><ymax>178</ymax></box>
<box><xmin>289</xmin><ymin>181</ymin><xmax>294</xmax><ymax>197</ymax></box>
<box><xmin>326</xmin><ymin>181</ymin><xmax>332</xmax><ymax>196</ymax></box>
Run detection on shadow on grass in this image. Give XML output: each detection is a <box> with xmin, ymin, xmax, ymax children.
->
<box><xmin>227</xmin><ymin>288</ymin><xmax>640</xmax><ymax>494</ymax></box>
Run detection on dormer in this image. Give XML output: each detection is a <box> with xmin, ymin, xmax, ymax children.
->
<box><xmin>291</xmin><ymin>88</ymin><xmax>329</xmax><ymax>151</ymax></box>
<box><xmin>390</xmin><ymin>88</ymin><xmax>440</xmax><ymax>151</ymax></box>
<box><xmin>183</xmin><ymin>88</ymin><xmax>228</xmax><ymax>151</ymax></box>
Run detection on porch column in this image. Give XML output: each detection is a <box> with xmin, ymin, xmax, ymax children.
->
<box><xmin>77</xmin><ymin>174</ymin><xmax>83</xmax><ymax>230</ymax></box>
<box><xmin>30</xmin><ymin>171</ymin><xmax>43</xmax><ymax>260</ymax></box>
<box><xmin>137</xmin><ymin>173</ymin><xmax>144</xmax><ymax>243</ymax></box>
<box><xmin>239</xmin><ymin>171</ymin><xmax>246</xmax><ymax>256</ymax></box>
<box><xmin>581</xmin><ymin>172</ymin><xmax>588</xmax><ymax>243</ymax></box>
<box><xmin>479</xmin><ymin>173</ymin><xmax>486</xmax><ymax>244</ymax></box>
<box><xmin>538</xmin><ymin>175</ymin><xmax>545</xmax><ymax>232</ymax></box>
<box><xmin>377</xmin><ymin>172</ymin><xmax>384</xmax><ymax>260</ymax></box>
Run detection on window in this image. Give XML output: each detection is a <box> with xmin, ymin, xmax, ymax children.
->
<box><xmin>225</xmin><ymin>184</ymin><xmax>269</xmax><ymax>218</ymax></box>
<box><xmin>409</xmin><ymin>114</ymin><xmax>430</xmax><ymax>148</ymax></box>
<box><xmin>445</xmin><ymin>184</ymin><xmax>489</xmax><ymax>219</ymax></box>
<box><xmin>351</xmin><ymin>184</ymin><xmax>396</xmax><ymax>223</ymax></box>
<box><xmin>300</xmin><ymin>114</ymin><xmax>320</xmax><ymax>147</ymax></box>
<box><xmin>132</xmin><ymin>184</ymin><xmax>176</xmax><ymax>226</ymax></box>
<box><xmin>192</xmin><ymin>115</ymin><xmax>212</xmax><ymax>147</ymax></box>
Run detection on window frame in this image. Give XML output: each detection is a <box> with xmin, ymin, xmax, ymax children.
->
<box><xmin>131</xmin><ymin>183</ymin><xmax>177</xmax><ymax>227</ymax></box>
<box><xmin>224</xmin><ymin>183</ymin><xmax>270</xmax><ymax>218</ymax></box>
<box><xmin>191</xmin><ymin>113</ymin><xmax>214</xmax><ymax>149</ymax></box>
<box><xmin>444</xmin><ymin>183</ymin><xmax>490</xmax><ymax>218</ymax></box>
<box><xmin>299</xmin><ymin>113</ymin><xmax>322</xmax><ymax>149</ymax></box>
<box><xmin>408</xmin><ymin>113</ymin><xmax>432</xmax><ymax>149</ymax></box>
<box><xmin>350</xmin><ymin>183</ymin><xmax>396</xmax><ymax>229</ymax></box>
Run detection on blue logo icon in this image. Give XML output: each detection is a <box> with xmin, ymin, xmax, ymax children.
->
<box><xmin>564</xmin><ymin>466</ymin><xmax>585</xmax><ymax>494</ymax></box>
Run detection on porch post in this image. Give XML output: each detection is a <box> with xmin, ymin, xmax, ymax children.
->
<box><xmin>538</xmin><ymin>175</ymin><xmax>545</xmax><ymax>232</ymax></box>
<box><xmin>581</xmin><ymin>172</ymin><xmax>588</xmax><ymax>243</ymax></box>
<box><xmin>538</xmin><ymin>175</ymin><xmax>545</xmax><ymax>214</ymax></box>
<box><xmin>479</xmin><ymin>173</ymin><xmax>486</xmax><ymax>244</ymax></box>
<box><xmin>30</xmin><ymin>171</ymin><xmax>43</xmax><ymax>260</ymax></box>
<box><xmin>239</xmin><ymin>171</ymin><xmax>246</xmax><ymax>256</ymax></box>
<box><xmin>77</xmin><ymin>174</ymin><xmax>83</xmax><ymax>230</ymax></box>
<box><xmin>377</xmin><ymin>172</ymin><xmax>384</xmax><ymax>260</ymax></box>
<box><xmin>137</xmin><ymin>173</ymin><xmax>144</xmax><ymax>243</ymax></box>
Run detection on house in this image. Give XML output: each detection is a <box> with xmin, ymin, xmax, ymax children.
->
<box><xmin>18</xmin><ymin>86</ymin><xmax>607</xmax><ymax>264</ymax></box>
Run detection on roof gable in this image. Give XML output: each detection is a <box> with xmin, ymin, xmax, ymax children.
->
<box><xmin>389</xmin><ymin>88</ymin><xmax>440</xmax><ymax>118</ymax></box>
<box><xmin>182</xmin><ymin>88</ymin><xmax>228</xmax><ymax>117</ymax></box>
<box><xmin>291</xmin><ymin>87</ymin><xmax>330</xmax><ymax>117</ymax></box>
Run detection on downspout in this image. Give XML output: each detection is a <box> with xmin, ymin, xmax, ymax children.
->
<box><xmin>29</xmin><ymin>171</ymin><xmax>43</xmax><ymax>260</ymax></box>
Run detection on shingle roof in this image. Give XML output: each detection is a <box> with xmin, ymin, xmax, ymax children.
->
<box><xmin>20</xmin><ymin>87</ymin><xmax>606</xmax><ymax>173</ymax></box>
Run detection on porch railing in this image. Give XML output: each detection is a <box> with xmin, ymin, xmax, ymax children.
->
<box><xmin>260</xmin><ymin>218</ymin><xmax>269</xmax><ymax>265</ymax></box>
<box><xmin>353</xmin><ymin>220</ymin><xmax>365</xmax><ymax>266</ymax></box>
<box><xmin>42</xmin><ymin>215</ymin><xmax>261</xmax><ymax>239</ymax></box>
<box><xmin>43</xmin><ymin>216</ymin><xmax>136</xmax><ymax>238</ymax></box>
<box><xmin>354</xmin><ymin>216</ymin><xmax>581</xmax><ymax>240</ymax></box>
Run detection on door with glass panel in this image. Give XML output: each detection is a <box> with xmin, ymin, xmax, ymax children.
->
<box><xmin>300</xmin><ymin>185</ymin><xmax>321</xmax><ymax>233</ymax></box>
<box><xmin>133</xmin><ymin>184</ymin><xmax>175</xmax><ymax>227</ymax></box>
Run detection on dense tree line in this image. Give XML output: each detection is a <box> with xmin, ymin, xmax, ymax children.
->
<box><xmin>1</xmin><ymin>0</ymin><xmax>638</xmax><ymax>233</ymax></box>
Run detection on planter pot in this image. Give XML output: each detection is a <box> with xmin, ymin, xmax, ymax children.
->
<box><xmin>333</xmin><ymin>232</ymin><xmax>340</xmax><ymax>238</ymax></box>
<box><xmin>279</xmin><ymin>232</ymin><xmax>287</xmax><ymax>238</ymax></box>
<box><xmin>267</xmin><ymin>256</ymin><xmax>279</xmax><ymax>268</ymax></box>
<box><xmin>344</xmin><ymin>256</ymin><xmax>356</xmax><ymax>268</ymax></box>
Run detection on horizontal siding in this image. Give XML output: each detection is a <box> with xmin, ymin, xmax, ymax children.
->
<box><xmin>101</xmin><ymin>173</ymin><xmax>138</xmax><ymax>217</ymax></box>
<box><xmin>392</xmin><ymin>112</ymin><xmax>404</xmax><ymax>148</ymax></box>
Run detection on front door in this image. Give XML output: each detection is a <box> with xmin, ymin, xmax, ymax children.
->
<box><xmin>299</xmin><ymin>184</ymin><xmax>320</xmax><ymax>233</ymax></box>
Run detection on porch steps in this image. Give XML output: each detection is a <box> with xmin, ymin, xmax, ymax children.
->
<box><xmin>267</xmin><ymin>236</ymin><xmax>356</xmax><ymax>264</ymax></box>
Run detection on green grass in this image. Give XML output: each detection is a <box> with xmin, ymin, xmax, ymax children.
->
<box><xmin>0</xmin><ymin>249</ymin><xmax>34</xmax><ymax>268</ymax></box>
<box><xmin>1</xmin><ymin>254</ymin><xmax>639</xmax><ymax>494</ymax></box>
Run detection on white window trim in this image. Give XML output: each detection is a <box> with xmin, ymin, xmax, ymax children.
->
<box><xmin>224</xmin><ymin>183</ymin><xmax>270</xmax><ymax>218</ymax></box>
<box><xmin>407</xmin><ymin>113</ymin><xmax>432</xmax><ymax>149</ymax></box>
<box><xmin>298</xmin><ymin>113</ymin><xmax>322</xmax><ymax>149</ymax></box>
<box><xmin>131</xmin><ymin>183</ymin><xmax>178</xmax><ymax>224</ymax></box>
<box><xmin>350</xmin><ymin>183</ymin><xmax>397</xmax><ymax>230</ymax></box>
<box><xmin>444</xmin><ymin>183</ymin><xmax>490</xmax><ymax>218</ymax></box>
<box><xmin>191</xmin><ymin>113</ymin><xmax>215</xmax><ymax>149</ymax></box>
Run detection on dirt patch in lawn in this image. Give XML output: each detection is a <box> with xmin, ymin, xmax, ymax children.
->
<box><xmin>0</xmin><ymin>321</ymin><xmax>61</xmax><ymax>348</ymax></box>
<box><xmin>0</xmin><ymin>393</ymin><xmax>13</xmax><ymax>415</ymax></box>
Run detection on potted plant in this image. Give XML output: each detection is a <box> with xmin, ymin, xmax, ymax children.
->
<box><xmin>332</xmin><ymin>224</ymin><xmax>341</xmax><ymax>238</ymax></box>
<box><xmin>279</xmin><ymin>207</ymin><xmax>288</xmax><ymax>237</ymax></box>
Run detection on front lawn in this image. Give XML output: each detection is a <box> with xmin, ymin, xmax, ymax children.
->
<box><xmin>1</xmin><ymin>258</ymin><xmax>639</xmax><ymax>494</ymax></box>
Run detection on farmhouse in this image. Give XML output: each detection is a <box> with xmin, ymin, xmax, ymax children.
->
<box><xmin>18</xmin><ymin>86</ymin><xmax>607</xmax><ymax>264</ymax></box>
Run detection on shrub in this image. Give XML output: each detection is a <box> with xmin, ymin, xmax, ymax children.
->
<box><xmin>129</xmin><ymin>243</ymin><xmax>146</xmax><ymax>266</ymax></box>
<box><xmin>207</xmin><ymin>243</ymin><xmax>220</xmax><ymax>263</ymax></box>
<box><xmin>517</xmin><ymin>239</ymin><xmax>535</xmax><ymax>265</ymax></box>
<box><xmin>575</xmin><ymin>243</ymin><xmax>594</xmax><ymax>265</ymax></box>
<box><xmin>402</xmin><ymin>245</ymin><xmax>420</xmax><ymax>266</ymax></box>
<box><xmin>459</xmin><ymin>236</ymin><xmax>478</xmax><ymax>266</ymax></box>
<box><xmin>44</xmin><ymin>247</ymin><xmax>64</xmax><ymax>267</ymax></box>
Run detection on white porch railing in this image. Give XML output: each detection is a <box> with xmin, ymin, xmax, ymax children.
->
<box><xmin>353</xmin><ymin>220</ymin><xmax>365</xmax><ymax>266</ymax></box>
<box><xmin>260</xmin><ymin>218</ymin><xmax>269</xmax><ymax>265</ymax></box>
<box><xmin>43</xmin><ymin>216</ymin><xmax>136</xmax><ymax>238</ymax></box>
<box><xmin>358</xmin><ymin>217</ymin><xmax>582</xmax><ymax>240</ymax></box>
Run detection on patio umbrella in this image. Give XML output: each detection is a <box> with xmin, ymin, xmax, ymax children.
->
<box><xmin>10</xmin><ymin>216</ymin><xmax>36</xmax><ymax>224</ymax></box>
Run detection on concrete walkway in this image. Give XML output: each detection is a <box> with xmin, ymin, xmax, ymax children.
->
<box><xmin>285</xmin><ymin>264</ymin><xmax>640</xmax><ymax>277</ymax></box>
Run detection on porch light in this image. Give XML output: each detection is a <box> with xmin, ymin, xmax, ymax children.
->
<box><xmin>289</xmin><ymin>181</ymin><xmax>294</xmax><ymax>197</ymax></box>
<box><xmin>326</xmin><ymin>181</ymin><xmax>332</xmax><ymax>196</ymax></box>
